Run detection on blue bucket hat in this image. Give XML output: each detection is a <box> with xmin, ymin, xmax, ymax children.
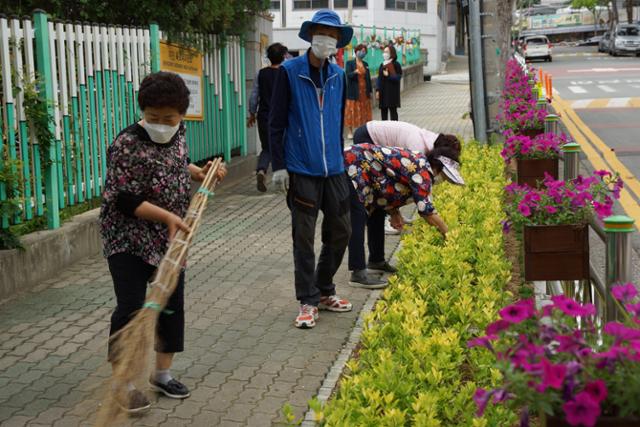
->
<box><xmin>298</xmin><ymin>9</ymin><xmax>354</xmax><ymax>49</ymax></box>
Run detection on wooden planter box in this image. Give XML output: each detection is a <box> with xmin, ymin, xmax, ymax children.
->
<box><xmin>524</xmin><ymin>224</ymin><xmax>589</xmax><ymax>281</ymax></box>
<box><xmin>543</xmin><ymin>415</ymin><xmax>640</xmax><ymax>426</ymax></box>
<box><xmin>517</xmin><ymin>158</ymin><xmax>559</xmax><ymax>188</ymax></box>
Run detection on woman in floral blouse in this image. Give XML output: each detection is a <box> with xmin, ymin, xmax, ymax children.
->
<box><xmin>100</xmin><ymin>72</ymin><xmax>227</xmax><ymax>413</ymax></box>
<box><xmin>344</xmin><ymin>143</ymin><xmax>463</xmax><ymax>289</ymax></box>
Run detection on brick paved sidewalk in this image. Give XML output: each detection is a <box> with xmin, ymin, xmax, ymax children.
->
<box><xmin>0</xmin><ymin>81</ymin><xmax>471</xmax><ymax>427</ymax></box>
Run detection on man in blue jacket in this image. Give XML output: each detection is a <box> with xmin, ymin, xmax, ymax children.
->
<box><xmin>269</xmin><ymin>10</ymin><xmax>353</xmax><ymax>329</ymax></box>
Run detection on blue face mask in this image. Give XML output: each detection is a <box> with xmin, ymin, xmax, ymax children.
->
<box><xmin>356</xmin><ymin>50</ymin><xmax>366</xmax><ymax>59</ymax></box>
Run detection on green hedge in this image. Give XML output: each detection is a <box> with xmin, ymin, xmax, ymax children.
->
<box><xmin>321</xmin><ymin>142</ymin><xmax>518</xmax><ymax>426</ymax></box>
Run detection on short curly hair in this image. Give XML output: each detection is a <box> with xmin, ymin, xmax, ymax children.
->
<box><xmin>138</xmin><ymin>72</ymin><xmax>190</xmax><ymax>115</ymax></box>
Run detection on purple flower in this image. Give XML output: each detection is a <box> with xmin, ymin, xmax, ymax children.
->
<box><xmin>468</xmin><ymin>335</ymin><xmax>496</xmax><ymax>351</ymax></box>
<box><xmin>473</xmin><ymin>388</ymin><xmax>493</xmax><ymax>417</ymax></box>
<box><xmin>603</xmin><ymin>322</ymin><xmax>640</xmax><ymax>341</ymax></box>
<box><xmin>611</xmin><ymin>283</ymin><xmax>638</xmax><ymax>303</ymax></box>
<box><xmin>544</xmin><ymin>205</ymin><xmax>558</xmax><ymax>214</ymax></box>
<box><xmin>518</xmin><ymin>202</ymin><xmax>531</xmax><ymax>217</ymax></box>
<box><xmin>562</xmin><ymin>392</ymin><xmax>601</xmax><ymax>427</ymax></box>
<box><xmin>625</xmin><ymin>302</ymin><xmax>640</xmax><ymax>316</ymax></box>
<box><xmin>501</xmin><ymin>219</ymin><xmax>511</xmax><ymax>234</ymax></box>
<box><xmin>551</xmin><ymin>295</ymin><xmax>596</xmax><ymax>317</ymax></box>
<box><xmin>594</xmin><ymin>170</ymin><xmax>612</xmax><ymax>178</ymax></box>
<box><xmin>556</xmin><ymin>334</ymin><xmax>583</xmax><ymax>353</ymax></box>
<box><xmin>499</xmin><ymin>300</ymin><xmax>536</xmax><ymax>324</ymax></box>
<box><xmin>486</xmin><ymin>319</ymin><xmax>511</xmax><ymax>336</ymax></box>
<box><xmin>539</xmin><ymin>358</ymin><xmax>567</xmax><ymax>391</ymax></box>
<box><xmin>584</xmin><ymin>380</ymin><xmax>607</xmax><ymax>403</ymax></box>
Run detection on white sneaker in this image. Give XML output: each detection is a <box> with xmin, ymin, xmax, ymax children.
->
<box><xmin>385</xmin><ymin>217</ymin><xmax>401</xmax><ymax>235</ymax></box>
<box><xmin>294</xmin><ymin>304</ymin><xmax>319</xmax><ymax>329</ymax></box>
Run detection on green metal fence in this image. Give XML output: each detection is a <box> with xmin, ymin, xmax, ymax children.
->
<box><xmin>344</xmin><ymin>25</ymin><xmax>422</xmax><ymax>72</ymax></box>
<box><xmin>0</xmin><ymin>11</ymin><xmax>246</xmax><ymax>232</ymax></box>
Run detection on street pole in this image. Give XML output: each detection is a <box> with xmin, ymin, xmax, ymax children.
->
<box><xmin>468</xmin><ymin>0</ymin><xmax>488</xmax><ymax>142</ymax></box>
<box><xmin>348</xmin><ymin>0</ymin><xmax>354</xmax><ymax>23</ymax></box>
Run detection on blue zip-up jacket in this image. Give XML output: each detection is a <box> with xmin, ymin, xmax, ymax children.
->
<box><xmin>269</xmin><ymin>51</ymin><xmax>346</xmax><ymax>177</ymax></box>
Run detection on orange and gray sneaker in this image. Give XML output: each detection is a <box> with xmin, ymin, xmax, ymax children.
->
<box><xmin>295</xmin><ymin>304</ymin><xmax>319</xmax><ymax>329</ymax></box>
<box><xmin>318</xmin><ymin>295</ymin><xmax>353</xmax><ymax>312</ymax></box>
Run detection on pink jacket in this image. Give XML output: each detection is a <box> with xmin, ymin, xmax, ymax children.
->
<box><xmin>365</xmin><ymin>120</ymin><xmax>438</xmax><ymax>154</ymax></box>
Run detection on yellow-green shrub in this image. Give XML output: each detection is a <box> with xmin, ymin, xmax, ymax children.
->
<box><xmin>322</xmin><ymin>142</ymin><xmax>518</xmax><ymax>426</ymax></box>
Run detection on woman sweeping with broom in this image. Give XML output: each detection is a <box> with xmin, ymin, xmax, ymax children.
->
<box><xmin>99</xmin><ymin>71</ymin><xmax>227</xmax><ymax>413</ymax></box>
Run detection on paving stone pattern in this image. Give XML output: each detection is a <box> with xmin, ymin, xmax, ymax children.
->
<box><xmin>0</xmin><ymin>80</ymin><xmax>472</xmax><ymax>426</ymax></box>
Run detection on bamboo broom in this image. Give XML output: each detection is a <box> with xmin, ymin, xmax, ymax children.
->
<box><xmin>95</xmin><ymin>158</ymin><xmax>224</xmax><ymax>426</ymax></box>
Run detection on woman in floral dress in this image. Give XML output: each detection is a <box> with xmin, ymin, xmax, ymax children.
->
<box><xmin>344</xmin><ymin>44</ymin><xmax>373</xmax><ymax>139</ymax></box>
<box><xmin>100</xmin><ymin>72</ymin><xmax>227</xmax><ymax>413</ymax></box>
<box><xmin>344</xmin><ymin>143</ymin><xmax>464</xmax><ymax>288</ymax></box>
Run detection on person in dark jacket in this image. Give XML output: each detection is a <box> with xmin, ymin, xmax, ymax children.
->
<box><xmin>376</xmin><ymin>45</ymin><xmax>402</xmax><ymax>121</ymax></box>
<box><xmin>247</xmin><ymin>43</ymin><xmax>288</xmax><ymax>192</ymax></box>
<box><xmin>344</xmin><ymin>44</ymin><xmax>373</xmax><ymax>139</ymax></box>
<box><xmin>269</xmin><ymin>10</ymin><xmax>353</xmax><ymax>329</ymax></box>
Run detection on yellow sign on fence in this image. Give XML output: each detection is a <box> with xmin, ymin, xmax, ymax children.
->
<box><xmin>159</xmin><ymin>41</ymin><xmax>204</xmax><ymax>121</ymax></box>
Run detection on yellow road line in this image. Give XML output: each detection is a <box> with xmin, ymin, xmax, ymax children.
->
<box><xmin>630</xmin><ymin>98</ymin><xmax>640</xmax><ymax>108</ymax></box>
<box><xmin>553</xmin><ymin>96</ymin><xmax>640</xmax><ymax>226</ymax></box>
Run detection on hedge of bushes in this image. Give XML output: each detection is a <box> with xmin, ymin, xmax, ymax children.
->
<box><xmin>321</xmin><ymin>142</ymin><xmax>518</xmax><ymax>426</ymax></box>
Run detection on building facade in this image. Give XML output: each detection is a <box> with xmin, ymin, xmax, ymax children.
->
<box><xmin>268</xmin><ymin>0</ymin><xmax>450</xmax><ymax>74</ymax></box>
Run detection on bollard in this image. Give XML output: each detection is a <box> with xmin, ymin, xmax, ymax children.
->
<box><xmin>536</xmin><ymin>98</ymin><xmax>548</xmax><ymax>112</ymax></box>
<box><xmin>604</xmin><ymin>216</ymin><xmax>636</xmax><ymax>322</ymax></box>
<box><xmin>544</xmin><ymin>114</ymin><xmax>559</xmax><ymax>134</ymax></box>
<box><xmin>561</xmin><ymin>142</ymin><xmax>580</xmax><ymax>180</ymax></box>
<box><xmin>528</xmin><ymin>78</ymin><xmax>535</xmax><ymax>87</ymax></box>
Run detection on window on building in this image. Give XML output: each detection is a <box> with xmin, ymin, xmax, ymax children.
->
<box><xmin>293</xmin><ymin>0</ymin><xmax>329</xmax><ymax>8</ymax></box>
<box><xmin>334</xmin><ymin>0</ymin><xmax>368</xmax><ymax>7</ymax></box>
<box><xmin>270</xmin><ymin>1</ymin><xmax>281</xmax><ymax>9</ymax></box>
<box><xmin>386</xmin><ymin>0</ymin><xmax>427</xmax><ymax>12</ymax></box>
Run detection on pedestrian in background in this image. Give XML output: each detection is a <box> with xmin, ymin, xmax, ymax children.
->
<box><xmin>344</xmin><ymin>43</ymin><xmax>373</xmax><ymax>140</ymax></box>
<box><xmin>100</xmin><ymin>72</ymin><xmax>227</xmax><ymax>412</ymax></box>
<box><xmin>248</xmin><ymin>42</ymin><xmax>289</xmax><ymax>192</ymax></box>
<box><xmin>269</xmin><ymin>10</ymin><xmax>354</xmax><ymax>329</ymax></box>
<box><xmin>376</xmin><ymin>45</ymin><xmax>402</xmax><ymax>121</ymax></box>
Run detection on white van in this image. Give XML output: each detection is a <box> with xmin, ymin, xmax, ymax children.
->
<box><xmin>523</xmin><ymin>36</ymin><xmax>553</xmax><ymax>62</ymax></box>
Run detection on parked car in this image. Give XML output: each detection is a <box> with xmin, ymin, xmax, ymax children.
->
<box><xmin>522</xmin><ymin>35</ymin><xmax>553</xmax><ymax>62</ymax></box>
<box><xmin>610</xmin><ymin>24</ymin><xmax>640</xmax><ymax>56</ymax></box>
<box><xmin>598</xmin><ymin>32</ymin><xmax>612</xmax><ymax>52</ymax></box>
<box><xmin>579</xmin><ymin>35</ymin><xmax>603</xmax><ymax>46</ymax></box>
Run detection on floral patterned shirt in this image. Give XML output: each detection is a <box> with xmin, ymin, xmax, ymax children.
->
<box><xmin>344</xmin><ymin>143</ymin><xmax>435</xmax><ymax>215</ymax></box>
<box><xmin>100</xmin><ymin>123</ymin><xmax>191</xmax><ymax>266</ymax></box>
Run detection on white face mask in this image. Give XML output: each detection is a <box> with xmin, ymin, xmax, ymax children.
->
<box><xmin>311</xmin><ymin>35</ymin><xmax>338</xmax><ymax>60</ymax></box>
<box><xmin>142</xmin><ymin>121</ymin><xmax>180</xmax><ymax>144</ymax></box>
<box><xmin>383</xmin><ymin>52</ymin><xmax>391</xmax><ymax>61</ymax></box>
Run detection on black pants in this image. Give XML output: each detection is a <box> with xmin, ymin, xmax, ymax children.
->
<box><xmin>107</xmin><ymin>253</ymin><xmax>185</xmax><ymax>360</ymax></box>
<box><xmin>348</xmin><ymin>186</ymin><xmax>386</xmax><ymax>271</ymax></box>
<box><xmin>256</xmin><ymin>119</ymin><xmax>271</xmax><ymax>173</ymax></box>
<box><xmin>287</xmin><ymin>173</ymin><xmax>351</xmax><ymax>306</ymax></box>
<box><xmin>353</xmin><ymin>125</ymin><xmax>374</xmax><ymax>145</ymax></box>
<box><xmin>380</xmin><ymin>107</ymin><xmax>399</xmax><ymax>121</ymax></box>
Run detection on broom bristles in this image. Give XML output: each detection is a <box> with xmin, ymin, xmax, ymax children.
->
<box><xmin>95</xmin><ymin>159</ymin><xmax>223</xmax><ymax>426</ymax></box>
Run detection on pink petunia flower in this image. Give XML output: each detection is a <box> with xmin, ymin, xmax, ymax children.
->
<box><xmin>603</xmin><ymin>322</ymin><xmax>640</xmax><ymax>341</ymax></box>
<box><xmin>468</xmin><ymin>335</ymin><xmax>496</xmax><ymax>351</ymax></box>
<box><xmin>584</xmin><ymin>380</ymin><xmax>607</xmax><ymax>403</ymax></box>
<box><xmin>611</xmin><ymin>283</ymin><xmax>638</xmax><ymax>303</ymax></box>
<box><xmin>518</xmin><ymin>202</ymin><xmax>531</xmax><ymax>217</ymax></box>
<box><xmin>499</xmin><ymin>299</ymin><xmax>536</xmax><ymax>324</ymax></box>
<box><xmin>551</xmin><ymin>295</ymin><xmax>596</xmax><ymax>317</ymax></box>
<box><xmin>562</xmin><ymin>392</ymin><xmax>601</xmax><ymax>427</ymax></box>
<box><xmin>486</xmin><ymin>319</ymin><xmax>511</xmax><ymax>336</ymax></box>
<box><xmin>539</xmin><ymin>358</ymin><xmax>567</xmax><ymax>391</ymax></box>
<box><xmin>473</xmin><ymin>388</ymin><xmax>492</xmax><ymax>417</ymax></box>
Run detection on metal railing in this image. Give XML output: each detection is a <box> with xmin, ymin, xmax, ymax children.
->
<box><xmin>547</xmin><ymin>110</ymin><xmax>636</xmax><ymax>323</ymax></box>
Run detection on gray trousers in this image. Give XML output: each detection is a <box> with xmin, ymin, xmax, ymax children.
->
<box><xmin>287</xmin><ymin>172</ymin><xmax>352</xmax><ymax>306</ymax></box>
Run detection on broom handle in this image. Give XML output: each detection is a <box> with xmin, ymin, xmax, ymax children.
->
<box><xmin>151</xmin><ymin>158</ymin><xmax>223</xmax><ymax>289</ymax></box>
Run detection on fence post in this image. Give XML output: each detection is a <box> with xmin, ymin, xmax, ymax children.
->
<box><xmin>149</xmin><ymin>23</ymin><xmax>160</xmax><ymax>72</ymax></box>
<box><xmin>604</xmin><ymin>215</ymin><xmax>635</xmax><ymax>322</ymax></box>
<box><xmin>33</xmin><ymin>10</ymin><xmax>60</xmax><ymax>229</ymax></box>
<box><xmin>561</xmin><ymin>142</ymin><xmax>580</xmax><ymax>180</ymax></box>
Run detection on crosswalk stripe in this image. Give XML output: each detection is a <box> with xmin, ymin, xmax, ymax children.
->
<box><xmin>588</xmin><ymin>98</ymin><xmax>611</xmax><ymax>108</ymax></box>
<box><xmin>608</xmin><ymin>97</ymin><xmax>631</xmax><ymax>107</ymax></box>
<box><xmin>568</xmin><ymin>86</ymin><xmax>587</xmax><ymax>94</ymax></box>
<box><xmin>598</xmin><ymin>85</ymin><xmax>616</xmax><ymax>93</ymax></box>
<box><xmin>567</xmin><ymin>97</ymin><xmax>640</xmax><ymax>109</ymax></box>
<box><xmin>571</xmin><ymin>99</ymin><xmax>594</xmax><ymax>108</ymax></box>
